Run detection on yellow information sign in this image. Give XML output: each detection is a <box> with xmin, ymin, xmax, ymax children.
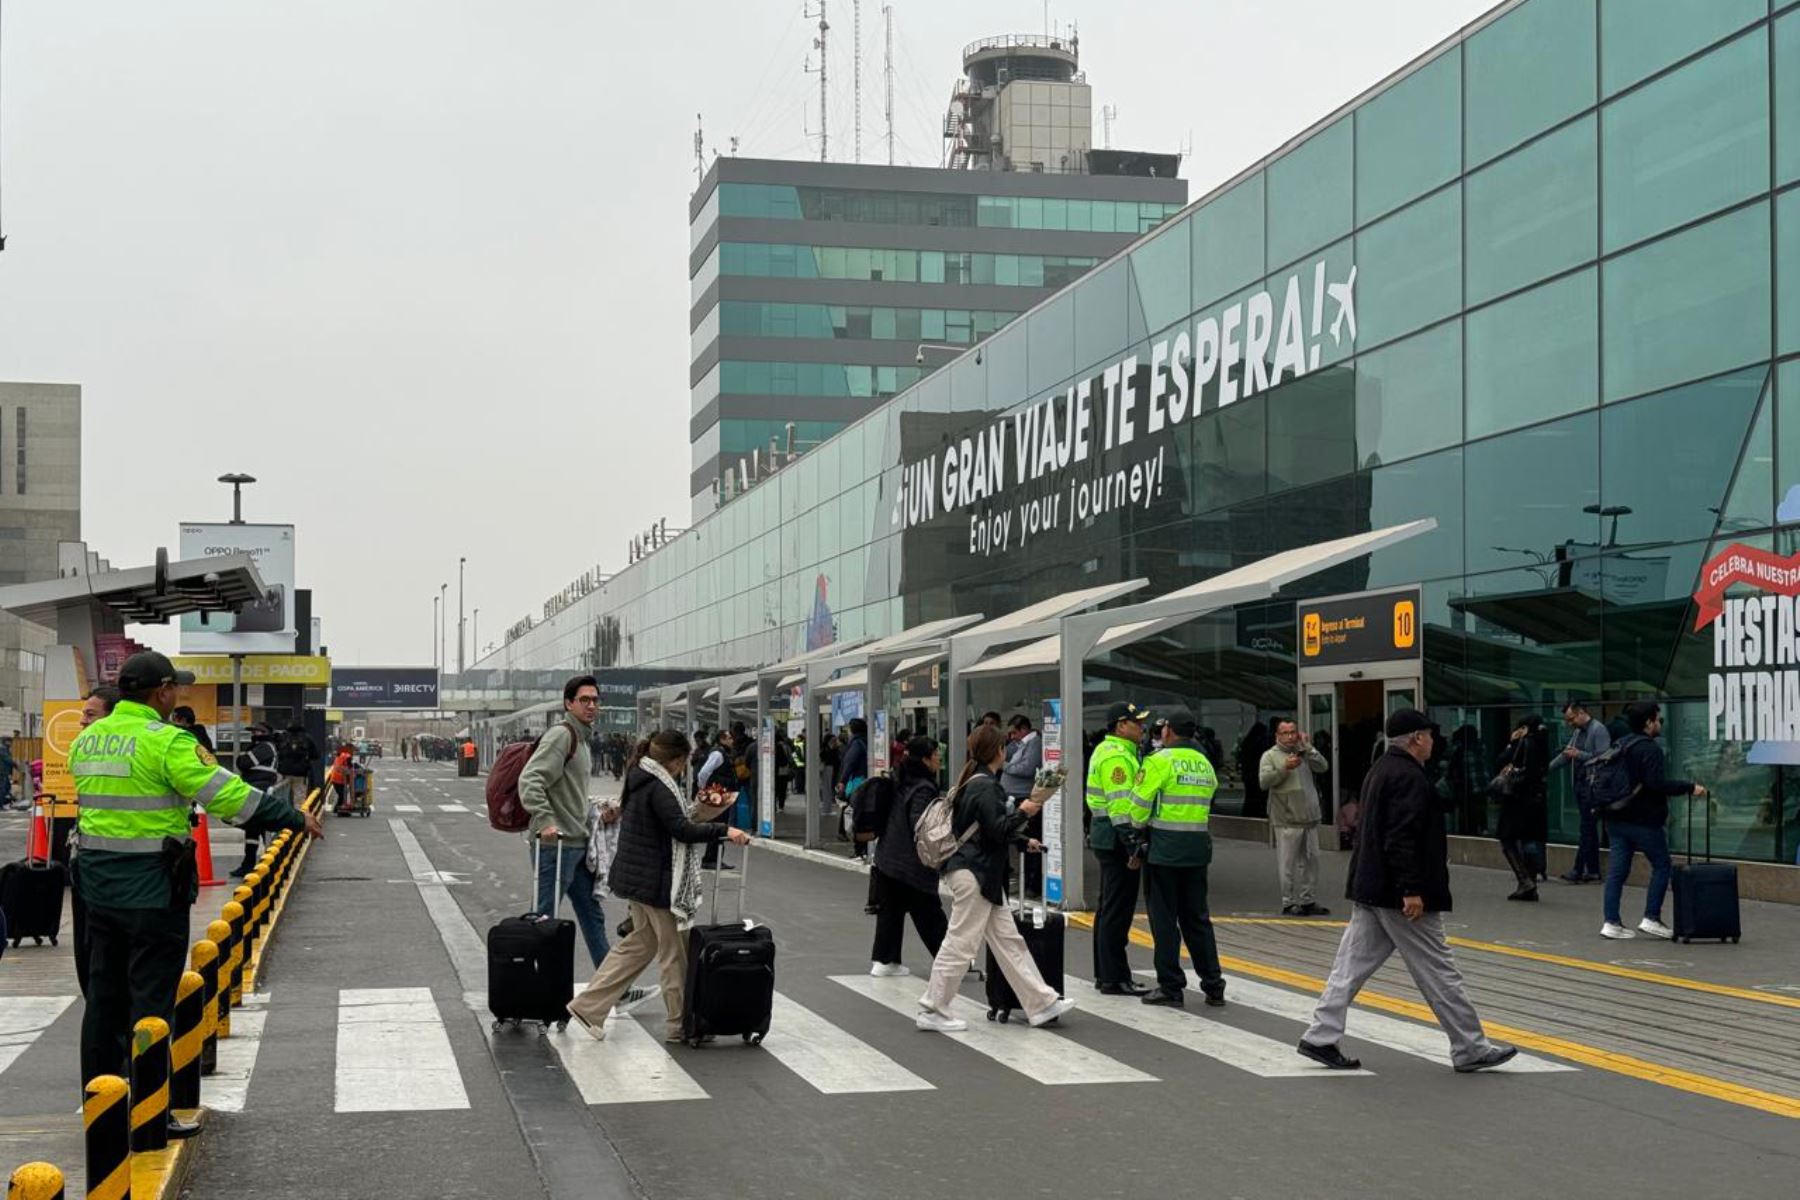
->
<box><xmin>40</xmin><ymin>700</ymin><xmax>86</xmax><ymax>812</ymax></box>
<box><xmin>172</xmin><ymin>655</ymin><xmax>331</xmax><ymax>686</ymax></box>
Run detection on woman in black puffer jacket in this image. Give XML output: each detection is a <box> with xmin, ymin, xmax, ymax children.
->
<box><xmin>868</xmin><ymin>737</ymin><xmax>951</xmax><ymax>976</ymax></box>
<box><xmin>566</xmin><ymin>731</ymin><xmax>745</xmax><ymax>1043</ymax></box>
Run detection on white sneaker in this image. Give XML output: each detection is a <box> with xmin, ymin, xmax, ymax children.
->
<box><xmin>566</xmin><ymin>1008</ymin><xmax>606</xmax><ymax>1041</ymax></box>
<box><xmin>914</xmin><ymin>1009</ymin><xmax>968</xmax><ymax>1033</ymax></box>
<box><xmin>1029</xmin><ymin>997</ymin><xmax>1077</xmax><ymax>1027</ymax></box>
<box><xmin>620</xmin><ymin>985</ymin><xmax>662</xmax><ymax>1012</ymax></box>
<box><xmin>1637</xmin><ymin>917</ymin><xmax>1674</xmax><ymax>940</ymax></box>
<box><xmin>869</xmin><ymin>962</ymin><xmax>911</xmax><ymax>978</ymax></box>
<box><xmin>1600</xmin><ymin>921</ymin><xmax>1636</xmax><ymax>939</ymax></box>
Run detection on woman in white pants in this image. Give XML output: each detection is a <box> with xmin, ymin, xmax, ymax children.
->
<box><xmin>917</xmin><ymin>725</ymin><xmax>1076</xmax><ymax>1032</ymax></box>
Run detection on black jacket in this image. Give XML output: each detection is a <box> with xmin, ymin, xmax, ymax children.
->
<box><xmin>1620</xmin><ymin>734</ymin><xmax>1694</xmax><ymax>829</ymax></box>
<box><xmin>1347</xmin><ymin>744</ymin><xmax>1453</xmax><ymax>913</ymax></box>
<box><xmin>877</xmin><ymin>768</ymin><xmax>942</xmax><ymax>894</ymax></box>
<box><xmin>606</xmin><ymin>764</ymin><xmax>729</xmax><ymax>909</ymax></box>
<box><xmin>943</xmin><ymin>767</ymin><xmax>1030</xmax><ymax>905</ymax></box>
<box><xmin>837</xmin><ymin>736</ymin><xmax>869</xmax><ymax>790</ymax></box>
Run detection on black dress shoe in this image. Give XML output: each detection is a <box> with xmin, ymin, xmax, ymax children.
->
<box><xmin>1139</xmin><ymin>988</ymin><xmax>1184</xmax><ymax>1007</ymax></box>
<box><xmin>1203</xmin><ymin>992</ymin><xmax>1227</xmax><ymax>1008</ymax></box>
<box><xmin>166</xmin><ymin>1115</ymin><xmax>201</xmax><ymax>1139</ymax></box>
<box><xmin>1296</xmin><ymin>1039</ymin><xmax>1362</xmax><ymax>1070</ymax></box>
<box><xmin>1280</xmin><ymin>904</ymin><xmax>1302</xmax><ymax>916</ymax></box>
<box><xmin>1454</xmin><ymin>1043</ymin><xmax>1519</xmax><ymax>1073</ymax></box>
<box><xmin>1097</xmin><ymin>981</ymin><xmax>1152</xmax><ymax>996</ymax></box>
<box><xmin>1299</xmin><ymin>903</ymin><xmax>1331</xmax><ymax>916</ymax></box>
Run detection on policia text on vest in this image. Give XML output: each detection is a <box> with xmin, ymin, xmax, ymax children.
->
<box><xmin>1117</xmin><ymin>707</ymin><xmax>1225</xmax><ymax>1008</ymax></box>
<box><xmin>1085</xmin><ymin>702</ymin><xmax>1151</xmax><ymax>995</ymax></box>
<box><xmin>68</xmin><ymin>651</ymin><xmax>321</xmax><ymax>1103</ymax></box>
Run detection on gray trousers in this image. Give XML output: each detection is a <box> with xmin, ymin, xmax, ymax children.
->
<box><xmin>1304</xmin><ymin>903</ymin><xmax>1493</xmax><ymax>1067</ymax></box>
<box><xmin>1274</xmin><ymin>823</ymin><xmax>1318</xmax><ymax>907</ymax></box>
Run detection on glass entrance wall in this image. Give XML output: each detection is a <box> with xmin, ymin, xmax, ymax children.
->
<box><xmin>487</xmin><ymin>0</ymin><xmax>1800</xmax><ymax>863</ymax></box>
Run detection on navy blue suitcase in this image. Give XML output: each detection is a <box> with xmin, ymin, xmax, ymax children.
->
<box><xmin>1671</xmin><ymin>800</ymin><xmax>1740</xmax><ymax>944</ymax></box>
<box><xmin>0</xmin><ymin>858</ymin><xmax>66</xmax><ymax>947</ymax></box>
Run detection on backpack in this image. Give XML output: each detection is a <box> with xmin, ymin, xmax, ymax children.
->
<box><xmin>1581</xmin><ymin>734</ymin><xmax>1643</xmax><ymax>814</ymax></box>
<box><xmin>276</xmin><ymin>731</ymin><xmax>313</xmax><ymax>777</ymax></box>
<box><xmin>484</xmin><ymin>721</ymin><xmax>577</xmax><ymax>832</ymax></box>
<box><xmin>851</xmin><ymin>774</ymin><xmax>896</xmax><ymax>842</ymax></box>
<box><xmin>914</xmin><ymin>783</ymin><xmax>979</xmax><ymax>868</ymax></box>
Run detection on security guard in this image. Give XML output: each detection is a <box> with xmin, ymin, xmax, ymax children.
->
<box><xmin>1120</xmin><ymin>706</ymin><xmax>1226</xmax><ymax>1008</ymax></box>
<box><xmin>69</xmin><ymin>651</ymin><xmax>321</xmax><ymax>1122</ymax></box>
<box><xmin>1086</xmin><ymin>701</ymin><xmax>1150</xmax><ymax>995</ymax></box>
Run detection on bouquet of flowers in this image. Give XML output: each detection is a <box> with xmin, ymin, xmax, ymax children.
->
<box><xmin>1029</xmin><ymin>766</ymin><xmax>1067</xmax><ymax>804</ymax></box>
<box><xmin>693</xmin><ymin>781</ymin><xmax>736</xmax><ymax>821</ymax></box>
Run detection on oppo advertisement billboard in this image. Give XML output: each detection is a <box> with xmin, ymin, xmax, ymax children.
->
<box><xmin>178</xmin><ymin>522</ymin><xmax>297</xmax><ymax>653</ymax></box>
<box><xmin>332</xmin><ymin>667</ymin><xmax>440</xmax><ymax>710</ymax></box>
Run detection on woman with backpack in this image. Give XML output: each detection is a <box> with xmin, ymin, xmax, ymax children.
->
<box><xmin>868</xmin><ymin>736</ymin><xmax>951</xmax><ymax>978</ymax></box>
<box><xmin>914</xmin><ymin>725</ymin><xmax>1076</xmax><ymax>1033</ymax></box>
<box><xmin>1492</xmin><ymin>715</ymin><xmax>1550</xmax><ymax>901</ymax></box>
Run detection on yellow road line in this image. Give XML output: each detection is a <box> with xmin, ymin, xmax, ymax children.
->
<box><xmin>1066</xmin><ymin>912</ymin><xmax>1800</xmax><ymax>1120</ymax></box>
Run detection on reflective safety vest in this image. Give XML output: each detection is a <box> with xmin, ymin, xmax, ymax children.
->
<box><xmin>1124</xmin><ymin>743</ymin><xmax>1216</xmax><ymax>867</ymax></box>
<box><xmin>1084</xmin><ymin>734</ymin><xmax>1139</xmax><ymax>853</ymax></box>
<box><xmin>69</xmin><ymin>699</ymin><xmax>264</xmax><ymax>856</ymax></box>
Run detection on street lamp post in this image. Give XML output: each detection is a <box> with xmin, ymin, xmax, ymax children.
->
<box><xmin>458</xmin><ymin>557</ymin><xmax>467</xmax><ymax>676</ymax></box>
<box><xmin>433</xmin><ymin>595</ymin><xmax>440</xmax><ymax>670</ymax></box>
<box><xmin>473</xmin><ymin>609</ymin><xmax>479</xmax><ymax>661</ymax></box>
<box><xmin>217</xmin><ymin>473</ymin><xmax>256</xmax><ymax>526</ymax></box>
<box><xmin>439</xmin><ymin>583</ymin><xmax>448</xmax><ymax>676</ymax></box>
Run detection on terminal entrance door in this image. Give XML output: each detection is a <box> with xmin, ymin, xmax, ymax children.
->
<box><xmin>1296</xmin><ymin>586</ymin><xmax>1426</xmax><ymax>840</ymax></box>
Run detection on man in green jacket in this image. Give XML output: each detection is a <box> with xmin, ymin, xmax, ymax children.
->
<box><xmin>1259</xmin><ymin>717</ymin><xmax>1331</xmax><ymax>916</ymax></box>
<box><xmin>1121</xmin><ymin>706</ymin><xmax>1225</xmax><ymax>1009</ymax></box>
<box><xmin>1086</xmin><ymin>701</ymin><xmax>1150</xmax><ymax>995</ymax></box>
<box><xmin>70</xmin><ymin>651</ymin><xmax>320</xmax><ymax>1114</ymax></box>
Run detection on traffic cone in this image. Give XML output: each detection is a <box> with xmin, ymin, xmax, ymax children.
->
<box><xmin>25</xmin><ymin>802</ymin><xmax>50</xmax><ymax>862</ymax></box>
<box><xmin>194</xmin><ymin>811</ymin><xmax>225</xmax><ymax>887</ymax></box>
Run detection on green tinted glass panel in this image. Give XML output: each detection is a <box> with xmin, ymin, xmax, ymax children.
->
<box><xmin>1602</xmin><ymin>203</ymin><xmax>1771</xmax><ymax>402</ymax></box>
<box><xmin>1027</xmin><ymin>294</ymin><xmax>1076</xmax><ymax>394</ymax></box>
<box><xmin>1266</xmin><ymin>119</ymin><xmax>1352</xmax><ymax>271</ymax></box>
<box><xmin>1599</xmin><ymin>0</ymin><xmax>1764</xmax><ymax>96</ymax></box>
<box><xmin>1466</xmin><ymin>268</ymin><xmax>1599</xmax><ymax>438</ymax></box>
<box><xmin>1192</xmin><ymin>173</ymin><xmax>1265</xmax><ymax>304</ymax></box>
<box><xmin>1600</xmin><ymin>368</ymin><xmax>1765</xmax><ymax>546</ymax></box>
<box><xmin>1780</xmin><ymin>13</ymin><xmax>1800</xmax><ymax>186</ymax></box>
<box><xmin>1720</xmin><ymin>375</ymin><xmax>1773</xmax><ymax>532</ymax></box>
<box><xmin>1782</xmin><ymin>189</ymin><xmax>1800</xmax><ymax>356</ymax></box>
<box><xmin>1364</xmin><ymin>449</ymin><xmax>1465</xmax><ymax>586</ymax></box>
<box><xmin>1354</xmin><ymin>187</ymin><xmax>1461</xmax><ymax>349</ymax></box>
<box><xmin>1465</xmin><ymin>116</ymin><xmax>1597</xmax><ymax>304</ymax></box>
<box><xmin>1128</xmin><ymin>216</ymin><xmax>1192</xmax><ymax>340</ymax></box>
<box><xmin>1781</xmin><ymin>362</ymin><xmax>1800</xmax><ymax>517</ymax></box>
<box><xmin>1354</xmin><ymin>320</ymin><xmax>1462</xmax><ymax>468</ymax></box>
<box><xmin>1265</xmin><ymin>366</ymin><xmax>1355</xmax><ymax>490</ymax></box>
<box><xmin>1463</xmin><ymin>411</ymin><xmax>1600</xmax><ymax>574</ymax></box>
<box><xmin>1465</xmin><ymin>0</ymin><xmax>1596</xmax><ymax>166</ymax></box>
<box><xmin>1601</xmin><ymin>31</ymin><xmax>1768</xmax><ymax>253</ymax></box>
<box><xmin>1075</xmin><ymin>260</ymin><xmax>1129</xmax><ymax>376</ymax></box>
<box><xmin>1355</xmin><ymin>50</ymin><xmax>1461</xmax><ymax>222</ymax></box>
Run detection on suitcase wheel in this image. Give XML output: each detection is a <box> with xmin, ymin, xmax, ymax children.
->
<box><xmin>48</xmin><ymin>935</ymin><xmax>57</xmax><ymax>947</ymax></box>
<box><xmin>556</xmin><ymin>1019</ymin><xmax>569</xmax><ymax>1031</ymax></box>
<box><xmin>491</xmin><ymin>1019</ymin><xmax>505</xmax><ymax>1033</ymax></box>
<box><xmin>742</xmin><ymin>1032</ymin><xmax>763</xmax><ymax>1045</ymax></box>
<box><xmin>1730</xmin><ymin>936</ymin><xmax>1740</xmax><ymax>944</ymax></box>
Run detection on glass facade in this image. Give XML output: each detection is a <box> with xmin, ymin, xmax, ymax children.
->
<box><xmin>711</xmin><ymin>242</ymin><xmax>1102</xmax><ymax>288</ymax></box>
<box><xmin>516</xmin><ymin>0</ymin><xmax>1800</xmax><ymax>865</ymax></box>
<box><xmin>718</xmin><ymin>181</ymin><xmax>1182</xmax><ymax>234</ymax></box>
<box><xmin>716</xmin><ymin>301</ymin><xmax>1019</xmax><ymax>344</ymax></box>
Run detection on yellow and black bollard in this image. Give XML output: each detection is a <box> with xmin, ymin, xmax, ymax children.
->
<box><xmin>83</xmin><ymin>1074</ymin><xmax>130</xmax><ymax>1200</ymax></box>
<box><xmin>171</xmin><ymin>971</ymin><xmax>206</xmax><ymax>1110</ymax></box>
<box><xmin>5</xmin><ymin>1162</ymin><xmax>65</xmax><ymax>1200</ymax></box>
<box><xmin>193</xmin><ymin>935</ymin><xmax>224</xmax><ymax>1062</ymax></box>
<box><xmin>224</xmin><ymin>896</ymin><xmax>249</xmax><ymax>1005</ymax></box>
<box><xmin>129</xmin><ymin>1017</ymin><xmax>172</xmax><ymax>1153</ymax></box>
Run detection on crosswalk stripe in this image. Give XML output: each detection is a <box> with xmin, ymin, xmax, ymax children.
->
<box><xmin>205</xmin><ymin>1006</ymin><xmax>267</xmax><ymax>1112</ymax></box>
<box><xmin>832</xmin><ymin>974</ymin><xmax>1157</xmax><ymax>1086</ymax></box>
<box><xmin>1198</xmin><ymin>972</ymin><xmax>1578</xmax><ymax>1074</ymax></box>
<box><xmin>391</xmin><ymin>804</ymin><xmax>422</xmax><ymax>813</ymax></box>
<box><xmin>335</xmin><ymin>987</ymin><xmax>470</xmax><ymax>1112</ymax></box>
<box><xmin>0</xmin><ymin>996</ymin><xmax>76</xmax><ymax>1078</ymax></box>
<box><xmin>1068</xmin><ymin>974</ymin><xmax>1368</xmax><ymax>1077</ymax></box>
<box><xmin>437</xmin><ymin>804</ymin><xmax>468</xmax><ymax>813</ymax></box>
<box><xmin>762</xmin><ymin>992</ymin><xmax>934</xmax><ymax>1094</ymax></box>
<box><xmin>547</xmin><ymin>1016</ymin><xmax>708</xmax><ymax>1104</ymax></box>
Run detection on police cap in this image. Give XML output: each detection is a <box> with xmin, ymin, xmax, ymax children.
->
<box><xmin>117</xmin><ymin>651</ymin><xmax>195</xmax><ymax>691</ymax></box>
<box><xmin>1105</xmin><ymin>701</ymin><xmax>1150</xmax><ymax>729</ymax></box>
<box><xmin>1161</xmin><ymin>706</ymin><xmax>1199</xmax><ymax>737</ymax></box>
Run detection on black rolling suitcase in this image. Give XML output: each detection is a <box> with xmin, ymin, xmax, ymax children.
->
<box><xmin>985</xmin><ymin>850</ymin><xmax>1064</xmax><ymax>1023</ymax></box>
<box><xmin>0</xmin><ymin>856</ymin><xmax>67</xmax><ymax>947</ymax></box>
<box><xmin>682</xmin><ymin>844</ymin><xmax>775</xmax><ymax>1047</ymax></box>
<box><xmin>1671</xmin><ymin>796</ymin><xmax>1740</xmax><ymax>944</ymax></box>
<box><xmin>487</xmin><ymin>838</ymin><xmax>576</xmax><ymax>1030</ymax></box>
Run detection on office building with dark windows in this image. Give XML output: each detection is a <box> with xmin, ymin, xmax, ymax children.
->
<box><xmin>494</xmin><ymin>0</ymin><xmax>1800</xmax><ymax>869</ymax></box>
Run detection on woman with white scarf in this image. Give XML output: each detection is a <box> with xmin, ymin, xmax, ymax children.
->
<box><xmin>567</xmin><ymin>730</ymin><xmax>747</xmax><ymax>1042</ymax></box>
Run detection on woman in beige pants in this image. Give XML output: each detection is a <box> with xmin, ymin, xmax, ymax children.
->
<box><xmin>566</xmin><ymin>731</ymin><xmax>747</xmax><ymax>1042</ymax></box>
<box><xmin>917</xmin><ymin>725</ymin><xmax>1076</xmax><ymax>1032</ymax></box>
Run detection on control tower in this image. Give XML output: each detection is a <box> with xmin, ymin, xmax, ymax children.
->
<box><xmin>944</xmin><ymin>33</ymin><xmax>1089</xmax><ymax>173</ymax></box>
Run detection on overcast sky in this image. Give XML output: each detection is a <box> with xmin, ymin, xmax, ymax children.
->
<box><xmin>0</xmin><ymin>0</ymin><xmax>1495</xmax><ymax>667</ymax></box>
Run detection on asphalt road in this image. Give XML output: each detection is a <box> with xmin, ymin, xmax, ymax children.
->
<box><xmin>3</xmin><ymin>763</ymin><xmax>1797</xmax><ymax>1199</ymax></box>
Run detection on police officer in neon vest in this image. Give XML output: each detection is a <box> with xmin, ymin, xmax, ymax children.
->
<box><xmin>1120</xmin><ymin>706</ymin><xmax>1226</xmax><ymax>1008</ymax></box>
<box><xmin>1086</xmin><ymin>701</ymin><xmax>1151</xmax><ymax>995</ymax></box>
<box><xmin>69</xmin><ymin>651</ymin><xmax>322</xmax><ymax>1117</ymax></box>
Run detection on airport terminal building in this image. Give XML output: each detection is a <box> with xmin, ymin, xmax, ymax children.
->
<box><xmin>485</xmin><ymin>0</ymin><xmax>1800</xmax><ymax>867</ymax></box>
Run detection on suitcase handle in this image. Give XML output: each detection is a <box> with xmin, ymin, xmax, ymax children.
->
<box><xmin>708</xmin><ymin>840</ymin><xmax>751</xmax><ymax>927</ymax></box>
<box><xmin>532</xmin><ymin>833</ymin><xmax>567</xmax><ymax>920</ymax></box>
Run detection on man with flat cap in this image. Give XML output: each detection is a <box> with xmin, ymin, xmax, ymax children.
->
<box><xmin>1120</xmin><ymin>706</ymin><xmax>1226</xmax><ymax>1008</ymax></box>
<box><xmin>1086</xmin><ymin>701</ymin><xmax>1151</xmax><ymax>995</ymax></box>
<box><xmin>1297</xmin><ymin>708</ymin><xmax>1516</xmax><ymax>1073</ymax></box>
<box><xmin>69</xmin><ymin>651</ymin><xmax>322</xmax><ymax>1122</ymax></box>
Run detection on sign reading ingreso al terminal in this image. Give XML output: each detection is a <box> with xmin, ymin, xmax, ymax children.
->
<box><xmin>1298</xmin><ymin>586</ymin><xmax>1421</xmax><ymax>668</ymax></box>
<box><xmin>331</xmin><ymin>667</ymin><xmax>440</xmax><ymax>710</ymax></box>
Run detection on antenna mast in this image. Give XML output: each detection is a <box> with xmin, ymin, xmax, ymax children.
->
<box><xmin>806</xmin><ymin>1</ymin><xmax>830</xmax><ymax>162</ymax></box>
<box><xmin>883</xmin><ymin>4</ymin><xmax>895</xmax><ymax>165</ymax></box>
<box><xmin>693</xmin><ymin>113</ymin><xmax>705</xmax><ymax>183</ymax></box>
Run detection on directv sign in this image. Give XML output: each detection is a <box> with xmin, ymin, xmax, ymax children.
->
<box><xmin>331</xmin><ymin>667</ymin><xmax>440</xmax><ymax>710</ymax></box>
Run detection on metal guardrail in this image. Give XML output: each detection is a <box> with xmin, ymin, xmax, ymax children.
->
<box><xmin>961</xmin><ymin>33</ymin><xmax>1078</xmax><ymax>59</ymax></box>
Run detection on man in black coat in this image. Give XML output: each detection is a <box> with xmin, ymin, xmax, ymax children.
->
<box><xmin>1297</xmin><ymin>708</ymin><xmax>1517</xmax><ymax>1073</ymax></box>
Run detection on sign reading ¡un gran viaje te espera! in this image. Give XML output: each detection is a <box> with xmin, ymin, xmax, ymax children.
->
<box><xmin>889</xmin><ymin>254</ymin><xmax>1357</xmax><ymax>558</ymax></box>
